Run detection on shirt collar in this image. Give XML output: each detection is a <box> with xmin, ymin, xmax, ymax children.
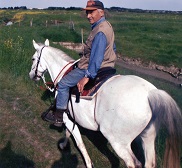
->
<box><xmin>91</xmin><ymin>17</ymin><xmax>105</xmax><ymax>30</ymax></box>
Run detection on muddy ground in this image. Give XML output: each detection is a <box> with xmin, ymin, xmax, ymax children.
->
<box><xmin>117</xmin><ymin>56</ymin><xmax>182</xmax><ymax>86</ymax></box>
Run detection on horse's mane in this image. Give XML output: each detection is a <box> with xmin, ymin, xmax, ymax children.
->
<box><xmin>45</xmin><ymin>44</ymin><xmax>75</xmax><ymax>62</ymax></box>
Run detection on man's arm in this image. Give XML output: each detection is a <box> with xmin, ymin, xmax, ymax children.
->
<box><xmin>85</xmin><ymin>31</ymin><xmax>107</xmax><ymax>79</ymax></box>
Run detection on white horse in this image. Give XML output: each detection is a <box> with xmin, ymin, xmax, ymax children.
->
<box><xmin>29</xmin><ymin>39</ymin><xmax>182</xmax><ymax>168</ymax></box>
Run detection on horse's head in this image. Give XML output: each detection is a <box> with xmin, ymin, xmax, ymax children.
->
<box><xmin>29</xmin><ymin>39</ymin><xmax>49</xmax><ymax>81</ymax></box>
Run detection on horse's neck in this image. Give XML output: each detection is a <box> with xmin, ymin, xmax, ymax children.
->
<box><xmin>47</xmin><ymin>58</ymin><xmax>68</xmax><ymax>82</ymax></box>
<box><xmin>43</xmin><ymin>47</ymin><xmax>74</xmax><ymax>82</ymax></box>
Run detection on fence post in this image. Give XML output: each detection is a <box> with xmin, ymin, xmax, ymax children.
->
<box><xmin>30</xmin><ymin>18</ymin><xmax>33</xmax><ymax>27</ymax></box>
<box><xmin>46</xmin><ymin>20</ymin><xmax>48</xmax><ymax>27</ymax></box>
<box><xmin>69</xmin><ymin>16</ymin><xmax>75</xmax><ymax>30</ymax></box>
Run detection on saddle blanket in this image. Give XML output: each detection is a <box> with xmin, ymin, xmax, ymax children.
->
<box><xmin>72</xmin><ymin>75</ymin><xmax>121</xmax><ymax>100</ymax></box>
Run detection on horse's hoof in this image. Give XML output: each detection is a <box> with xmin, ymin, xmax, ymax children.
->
<box><xmin>59</xmin><ymin>143</ymin><xmax>64</xmax><ymax>150</ymax></box>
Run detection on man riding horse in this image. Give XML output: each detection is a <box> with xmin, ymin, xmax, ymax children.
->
<box><xmin>44</xmin><ymin>0</ymin><xmax>117</xmax><ymax>126</ymax></box>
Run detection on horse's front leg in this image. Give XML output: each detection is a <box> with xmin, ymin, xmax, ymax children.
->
<box><xmin>59</xmin><ymin>128</ymin><xmax>71</xmax><ymax>150</ymax></box>
<box><xmin>63</xmin><ymin>114</ymin><xmax>93</xmax><ymax>168</ymax></box>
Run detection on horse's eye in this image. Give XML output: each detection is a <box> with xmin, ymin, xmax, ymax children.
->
<box><xmin>32</xmin><ymin>58</ymin><xmax>35</xmax><ymax>61</ymax></box>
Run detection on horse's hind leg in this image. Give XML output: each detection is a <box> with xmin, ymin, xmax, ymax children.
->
<box><xmin>100</xmin><ymin>125</ymin><xmax>142</xmax><ymax>167</ymax></box>
<box><xmin>140</xmin><ymin>123</ymin><xmax>156</xmax><ymax>168</ymax></box>
<box><xmin>110</xmin><ymin>142</ymin><xmax>142</xmax><ymax>168</ymax></box>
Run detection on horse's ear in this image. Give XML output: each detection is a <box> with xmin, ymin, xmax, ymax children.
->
<box><xmin>45</xmin><ymin>39</ymin><xmax>49</xmax><ymax>46</ymax></box>
<box><xmin>33</xmin><ymin>40</ymin><xmax>39</xmax><ymax>50</ymax></box>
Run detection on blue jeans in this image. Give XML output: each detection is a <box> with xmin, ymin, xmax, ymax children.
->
<box><xmin>56</xmin><ymin>68</ymin><xmax>86</xmax><ymax>109</ymax></box>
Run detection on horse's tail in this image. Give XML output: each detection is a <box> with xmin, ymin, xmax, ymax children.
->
<box><xmin>148</xmin><ymin>89</ymin><xmax>182</xmax><ymax>168</ymax></box>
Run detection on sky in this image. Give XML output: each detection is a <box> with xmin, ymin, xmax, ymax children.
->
<box><xmin>0</xmin><ymin>0</ymin><xmax>182</xmax><ymax>11</ymax></box>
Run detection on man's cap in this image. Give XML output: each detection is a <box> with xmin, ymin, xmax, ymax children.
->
<box><xmin>83</xmin><ymin>1</ymin><xmax>104</xmax><ymax>11</ymax></box>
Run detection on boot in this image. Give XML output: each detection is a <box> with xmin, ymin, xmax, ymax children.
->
<box><xmin>43</xmin><ymin>109</ymin><xmax>65</xmax><ymax>127</ymax></box>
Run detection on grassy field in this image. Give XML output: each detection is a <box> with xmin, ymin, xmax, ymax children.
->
<box><xmin>0</xmin><ymin>9</ymin><xmax>182</xmax><ymax>168</ymax></box>
<box><xmin>111</xmin><ymin>11</ymin><xmax>182</xmax><ymax>67</ymax></box>
<box><xmin>1</xmin><ymin>9</ymin><xmax>182</xmax><ymax>67</ymax></box>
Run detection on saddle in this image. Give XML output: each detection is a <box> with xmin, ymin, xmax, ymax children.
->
<box><xmin>70</xmin><ymin>66</ymin><xmax>116</xmax><ymax>102</ymax></box>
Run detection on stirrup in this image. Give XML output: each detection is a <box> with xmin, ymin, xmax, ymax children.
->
<box><xmin>41</xmin><ymin>102</ymin><xmax>56</xmax><ymax>121</ymax></box>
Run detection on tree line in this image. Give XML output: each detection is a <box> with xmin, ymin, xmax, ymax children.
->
<box><xmin>0</xmin><ymin>6</ymin><xmax>181</xmax><ymax>14</ymax></box>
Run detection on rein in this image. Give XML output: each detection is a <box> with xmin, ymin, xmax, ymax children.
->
<box><xmin>41</xmin><ymin>75</ymin><xmax>54</xmax><ymax>92</ymax></box>
<box><xmin>40</xmin><ymin>60</ymin><xmax>78</xmax><ymax>92</ymax></box>
<box><xmin>53</xmin><ymin>61</ymin><xmax>75</xmax><ymax>86</ymax></box>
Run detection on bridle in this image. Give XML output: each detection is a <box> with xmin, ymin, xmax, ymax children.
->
<box><xmin>33</xmin><ymin>45</ymin><xmax>55</xmax><ymax>92</ymax></box>
<box><xmin>34</xmin><ymin>45</ymin><xmax>46</xmax><ymax>79</ymax></box>
<box><xmin>33</xmin><ymin>45</ymin><xmax>79</xmax><ymax>92</ymax></box>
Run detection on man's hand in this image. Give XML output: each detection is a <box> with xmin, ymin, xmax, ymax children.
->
<box><xmin>77</xmin><ymin>77</ymin><xmax>89</xmax><ymax>93</ymax></box>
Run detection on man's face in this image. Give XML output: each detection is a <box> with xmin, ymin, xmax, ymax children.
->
<box><xmin>86</xmin><ymin>9</ymin><xmax>104</xmax><ymax>24</ymax></box>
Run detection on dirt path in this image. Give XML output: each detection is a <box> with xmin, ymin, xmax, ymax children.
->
<box><xmin>116</xmin><ymin>58</ymin><xmax>182</xmax><ymax>86</ymax></box>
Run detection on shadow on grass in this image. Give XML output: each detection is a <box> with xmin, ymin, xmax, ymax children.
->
<box><xmin>51</xmin><ymin>139</ymin><xmax>79</xmax><ymax>168</ymax></box>
<box><xmin>49</xmin><ymin>124</ymin><xmax>79</xmax><ymax>168</ymax></box>
<box><xmin>48</xmin><ymin>124</ymin><xmax>145</xmax><ymax>168</ymax></box>
<box><xmin>49</xmin><ymin>124</ymin><xmax>119</xmax><ymax>168</ymax></box>
<box><xmin>0</xmin><ymin>141</ymin><xmax>35</xmax><ymax>168</ymax></box>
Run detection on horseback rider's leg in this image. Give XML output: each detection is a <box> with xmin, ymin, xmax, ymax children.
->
<box><xmin>44</xmin><ymin>68</ymin><xmax>86</xmax><ymax>126</ymax></box>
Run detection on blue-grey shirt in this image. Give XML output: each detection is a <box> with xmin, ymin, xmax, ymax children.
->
<box><xmin>85</xmin><ymin>17</ymin><xmax>116</xmax><ymax>79</ymax></box>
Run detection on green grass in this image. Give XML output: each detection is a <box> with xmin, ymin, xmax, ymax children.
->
<box><xmin>0</xmin><ymin>9</ymin><xmax>182</xmax><ymax>168</ymax></box>
<box><xmin>1</xmin><ymin>10</ymin><xmax>182</xmax><ymax>67</ymax></box>
<box><xmin>111</xmin><ymin>12</ymin><xmax>182</xmax><ymax>67</ymax></box>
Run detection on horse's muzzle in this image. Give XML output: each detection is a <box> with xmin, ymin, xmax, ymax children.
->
<box><xmin>29</xmin><ymin>71</ymin><xmax>41</xmax><ymax>81</ymax></box>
